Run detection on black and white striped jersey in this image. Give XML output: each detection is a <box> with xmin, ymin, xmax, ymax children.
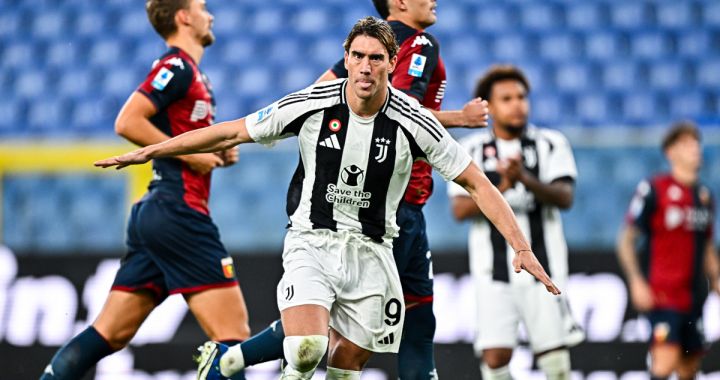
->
<box><xmin>447</xmin><ymin>126</ymin><xmax>577</xmax><ymax>285</ymax></box>
<box><xmin>245</xmin><ymin>78</ymin><xmax>471</xmax><ymax>244</ymax></box>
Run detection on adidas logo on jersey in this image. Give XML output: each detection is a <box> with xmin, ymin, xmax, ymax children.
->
<box><xmin>319</xmin><ymin>134</ymin><xmax>341</xmax><ymax>150</ymax></box>
<box><xmin>377</xmin><ymin>332</ymin><xmax>395</xmax><ymax>345</ymax></box>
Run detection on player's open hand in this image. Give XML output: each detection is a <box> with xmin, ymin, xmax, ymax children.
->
<box><xmin>513</xmin><ymin>250</ymin><xmax>561</xmax><ymax>295</ymax></box>
<box><xmin>94</xmin><ymin>148</ymin><xmax>152</xmax><ymax>170</ymax></box>
<box><xmin>462</xmin><ymin>97</ymin><xmax>490</xmax><ymax>128</ymax></box>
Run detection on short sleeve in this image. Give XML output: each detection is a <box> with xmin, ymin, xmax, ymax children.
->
<box><xmin>137</xmin><ymin>57</ymin><xmax>193</xmax><ymax>111</ymax></box>
<box><xmin>625</xmin><ymin>179</ymin><xmax>656</xmax><ymax>231</ymax></box>
<box><xmin>392</xmin><ymin>32</ymin><xmax>439</xmax><ymax>101</ymax></box>
<box><xmin>543</xmin><ymin>131</ymin><xmax>578</xmax><ymax>183</ymax></box>
<box><xmin>413</xmin><ymin>107</ymin><xmax>472</xmax><ymax>182</ymax></box>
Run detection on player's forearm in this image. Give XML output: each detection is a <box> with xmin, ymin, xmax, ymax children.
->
<box><xmin>704</xmin><ymin>241</ymin><xmax>720</xmax><ymax>291</ymax></box>
<box><xmin>451</xmin><ymin>196</ymin><xmax>483</xmax><ymax>221</ymax></box>
<box><xmin>115</xmin><ymin>116</ymin><xmax>171</xmax><ymax>147</ymax></box>
<box><xmin>146</xmin><ymin>119</ymin><xmax>248</xmax><ymax>159</ymax></box>
<box><xmin>616</xmin><ymin>226</ymin><xmax>645</xmax><ymax>282</ymax></box>
<box><xmin>519</xmin><ymin>174</ymin><xmax>574</xmax><ymax>209</ymax></box>
<box><xmin>430</xmin><ymin>109</ymin><xmax>465</xmax><ymax>129</ymax></box>
<box><xmin>465</xmin><ymin>174</ymin><xmax>530</xmax><ymax>252</ymax></box>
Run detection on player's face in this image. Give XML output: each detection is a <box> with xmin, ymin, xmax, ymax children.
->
<box><xmin>344</xmin><ymin>35</ymin><xmax>397</xmax><ymax>102</ymax></box>
<box><xmin>667</xmin><ymin>134</ymin><xmax>702</xmax><ymax>172</ymax></box>
<box><xmin>188</xmin><ymin>0</ymin><xmax>215</xmax><ymax>47</ymax></box>
<box><xmin>488</xmin><ymin>80</ymin><xmax>529</xmax><ymax>131</ymax></box>
<box><xmin>404</xmin><ymin>0</ymin><xmax>438</xmax><ymax>28</ymax></box>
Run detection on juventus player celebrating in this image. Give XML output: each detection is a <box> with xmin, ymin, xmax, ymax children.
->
<box><xmin>95</xmin><ymin>18</ymin><xmax>558</xmax><ymax>380</ymax></box>
<box><xmin>448</xmin><ymin>65</ymin><xmax>584</xmax><ymax>380</ymax></box>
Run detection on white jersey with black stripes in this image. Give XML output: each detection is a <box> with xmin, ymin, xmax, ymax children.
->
<box><xmin>245</xmin><ymin>78</ymin><xmax>471</xmax><ymax>244</ymax></box>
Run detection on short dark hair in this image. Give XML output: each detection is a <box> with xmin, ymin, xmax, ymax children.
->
<box><xmin>474</xmin><ymin>65</ymin><xmax>531</xmax><ymax>101</ymax></box>
<box><xmin>146</xmin><ymin>0</ymin><xmax>190</xmax><ymax>39</ymax></box>
<box><xmin>662</xmin><ymin>120</ymin><xmax>700</xmax><ymax>151</ymax></box>
<box><xmin>372</xmin><ymin>0</ymin><xmax>390</xmax><ymax>19</ymax></box>
<box><xmin>343</xmin><ymin>16</ymin><xmax>399</xmax><ymax>59</ymax></box>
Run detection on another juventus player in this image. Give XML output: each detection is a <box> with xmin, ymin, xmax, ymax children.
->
<box><xmin>95</xmin><ymin>18</ymin><xmax>558</xmax><ymax>380</ymax></box>
<box><xmin>618</xmin><ymin>121</ymin><xmax>719</xmax><ymax>380</ymax></box>
<box><xmin>448</xmin><ymin>65</ymin><xmax>584</xmax><ymax>380</ymax></box>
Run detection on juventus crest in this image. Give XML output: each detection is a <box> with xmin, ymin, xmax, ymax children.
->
<box><xmin>374</xmin><ymin>137</ymin><xmax>392</xmax><ymax>163</ymax></box>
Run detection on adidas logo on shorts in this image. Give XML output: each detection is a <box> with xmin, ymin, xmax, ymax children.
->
<box><xmin>377</xmin><ymin>332</ymin><xmax>395</xmax><ymax>345</ymax></box>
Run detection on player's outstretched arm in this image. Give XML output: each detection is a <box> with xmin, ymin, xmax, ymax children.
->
<box><xmin>453</xmin><ymin>162</ymin><xmax>560</xmax><ymax>295</ymax></box>
<box><xmin>704</xmin><ymin>239</ymin><xmax>720</xmax><ymax>296</ymax></box>
<box><xmin>431</xmin><ymin>97</ymin><xmax>489</xmax><ymax>129</ymax></box>
<box><xmin>94</xmin><ymin>118</ymin><xmax>251</xmax><ymax>170</ymax></box>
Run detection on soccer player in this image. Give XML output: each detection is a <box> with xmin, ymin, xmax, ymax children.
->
<box><xmin>227</xmin><ymin>1</ymin><xmax>489</xmax><ymax>378</ymax></box>
<box><xmin>447</xmin><ymin>65</ymin><xmax>584</xmax><ymax>380</ymax></box>
<box><xmin>95</xmin><ymin>17</ymin><xmax>559</xmax><ymax>380</ymax></box>
<box><xmin>40</xmin><ymin>1</ymin><xmax>251</xmax><ymax>379</ymax></box>
<box><xmin>617</xmin><ymin>121</ymin><xmax>720</xmax><ymax>380</ymax></box>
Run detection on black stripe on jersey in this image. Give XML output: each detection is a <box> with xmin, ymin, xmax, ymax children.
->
<box><xmin>309</xmin><ymin>103</ymin><xmax>350</xmax><ymax>231</ymax></box>
<box><xmin>390</xmin><ymin>93</ymin><xmax>443</xmax><ymax>137</ymax></box>
<box><xmin>279</xmin><ymin>91</ymin><xmax>341</xmax><ymax>109</ymax></box>
<box><xmin>286</xmin><ymin>152</ymin><xmax>305</xmax><ymax>225</ymax></box>
<box><xmin>479</xmin><ymin>141</ymin><xmax>510</xmax><ymax>282</ymax></box>
<box><xmin>398</xmin><ymin>126</ymin><xmax>426</xmax><ymax>160</ymax></box>
<box><xmin>358</xmin><ymin>113</ymin><xmax>399</xmax><ymax>242</ymax></box>
<box><xmin>388</xmin><ymin>103</ymin><xmax>441</xmax><ymax>142</ymax></box>
<box><xmin>522</xmin><ymin>137</ymin><xmax>551</xmax><ymax>279</ymax></box>
<box><xmin>278</xmin><ymin>83</ymin><xmax>342</xmax><ymax>108</ymax></box>
<box><xmin>340</xmin><ymin>80</ymin><xmax>347</xmax><ymax>104</ymax></box>
<box><xmin>388</xmin><ymin>97</ymin><xmax>442</xmax><ymax>142</ymax></box>
<box><xmin>281</xmin><ymin>110</ymin><xmax>317</xmax><ymax>136</ymax></box>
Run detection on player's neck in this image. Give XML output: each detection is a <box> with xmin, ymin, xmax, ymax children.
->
<box><xmin>346</xmin><ymin>86</ymin><xmax>386</xmax><ymax>118</ymax></box>
<box><xmin>165</xmin><ymin>35</ymin><xmax>204</xmax><ymax>64</ymax></box>
<box><xmin>671</xmin><ymin>166</ymin><xmax>698</xmax><ymax>187</ymax></box>
<box><xmin>386</xmin><ymin>15</ymin><xmax>424</xmax><ymax>31</ymax></box>
<box><xmin>494</xmin><ymin>125</ymin><xmax>523</xmax><ymax>141</ymax></box>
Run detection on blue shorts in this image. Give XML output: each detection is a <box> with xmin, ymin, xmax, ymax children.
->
<box><xmin>112</xmin><ymin>194</ymin><xmax>238</xmax><ymax>303</ymax></box>
<box><xmin>392</xmin><ymin>202</ymin><xmax>433</xmax><ymax>303</ymax></box>
<box><xmin>647</xmin><ymin>309</ymin><xmax>707</xmax><ymax>353</ymax></box>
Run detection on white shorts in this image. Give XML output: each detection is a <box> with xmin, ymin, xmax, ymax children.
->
<box><xmin>473</xmin><ymin>277</ymin><xmax>584</xmax><ymax>354</ymax></box>
<box><xmin>276</xmin><ymin>228</ymin><xmax>405</xmax><ymax>353</ymax></box>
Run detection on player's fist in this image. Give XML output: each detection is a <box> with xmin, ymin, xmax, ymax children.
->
<box><xmin>218</xmin><ymin>147</ymin><xmax>239</xmax><ymax>167</ymax></box>
<box><xmin>462</xmin><ymin>97</ymin><xmax>490</xmax><ymax>128</ymax></box>
<box><xmin>629</xmin><ymin>277</ymin><xmax>654</xmax><ymax>312</ymax></box>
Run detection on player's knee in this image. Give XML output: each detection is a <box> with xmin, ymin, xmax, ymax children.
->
<box><xmin>481</xmin><ymin>363</ymin><xmax>512</xmax><ymax>380</ymax></box>
<box><xmin>536</xmin><ymin>349</ymin><xmax>571</xmax><ymax>380</ymax></box>
<box><xmin>283</xmin><ymin>335</ymin><xmax>328</xmax><ymax>373</ymax></box>
<box><xmin>101</xmin><ymin>328</ymin><xmax>135</xmax><ymax>350</ymax></box>
<box><xmin>482</xmin><ymin>349</ymin><xmax>512</xmax><ymax>369</ymax></box>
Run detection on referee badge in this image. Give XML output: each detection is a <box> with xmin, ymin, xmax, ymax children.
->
<box><xmin>329</xmin><ymin>119</ymin><xmax>342</xmax><ymax>132</ymax></box>
<box><xmin>221</xmin><ymin>257</ymin><xmax>235</xmax><ymax>279</ymax></box>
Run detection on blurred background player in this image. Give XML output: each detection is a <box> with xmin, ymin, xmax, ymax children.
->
<box><xmin>447</xmin><ymin>65</ymin><xmax>584</xmax><ymax>380</ymax></box>
<box><xmin>218</xmin><ymin>1</ymin><xmax>489</xmax><ymax>378</ymax></box>
<box><xmin>617</xmin><ymin>121</ymin><xmax>720</xmax><ymax>380</ymax></box>
<box><xmin>217</xmin><ymin>0</ymin><xmax>487</xmax><ymax>380</ymax></box>
<box><xmin>94</xmin><ymin>16</ymin><xmax>560</xmax><ymax>380</ymax></box>
<box><xmin>39</xmin><ymin>1</ymin><xmax>251</xmax><ymax>379</ymax></box>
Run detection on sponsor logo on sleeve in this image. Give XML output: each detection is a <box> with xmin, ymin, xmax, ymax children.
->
<box><xmin>221</xmin><ymin>257</ymin><xmax>235</xmax><ymax>279</ymax></box>
<box><xmin>151</xmin><ymin>67</ymin><xmax>174</xmax><ymax>91</ymax></box>
<box><xmin>256</xmin><ymin>105</ymin><xmax>274</xmax><ymax>122</ymax></box>
<box><xmin>408</xmin><ymin>54</ymin><xmax>427</xmax><ymax>77</ymax></box>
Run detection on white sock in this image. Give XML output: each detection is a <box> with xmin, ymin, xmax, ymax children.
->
<box><xmin>326</xmin><ymin>366</ymin><xmax>361</xmax><ymax>380</ymax></box>
<box><xmin>481</xmin><ymin>363</ymin><xmax>512</xmax><ymax>380</ymax></box>
<box><xmin>279</xmin><ymin>364</ymin><xmax>315</xmax><ymax>380</ymax></box>
<box><xmin>219</xmin><ymin>344</ymin><xmax>245</xmax><ymax>377</ymax></box>
<box><xmin>536</xmin><ymin>349</ymin><xmax>571</xmax><ymax>380</ymax></box>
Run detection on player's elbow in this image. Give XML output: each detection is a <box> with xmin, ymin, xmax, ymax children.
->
<box><xmin>114</xmin><ymin>115</ymin><xmax>131</xmax><ymax>138</ymax></box>
<box><xmin>556</xmin><ymin>194</ymin><xmax>574</xmax><ymax>210</ymax></box>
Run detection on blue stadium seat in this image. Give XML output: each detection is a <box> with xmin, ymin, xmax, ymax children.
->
<box><xmin>211</xmin><ymin>7</ymin><xmax>243</xmax><ymax>38</ymax></box>
<box><xmin>74</xmin><ymin>10</ymin><xmax>108</xmax><ymax>37</ymax></box>
<box><xmin>293</xmin><ymin>7</ymin><xmax>331</xmax><ymax>35</ymax></box>
<box><xmin>0</xmin><ymin>99</ymin><xmax>25</xmax><ymax>133</ymax></box>
<box><xmin>250</xmin><ymin>8</ymin><xmax>284</xmax><ymax>35</ymax></box>
<box><xmin>27</xmin><ymin>97</ymin><xmax>66</xmax><ymax>132</ymax></box>
<box><xmin>268</xmin><ymin>38</ymin><xmax>303</xmax><ymax>64</ymax></box>
<box><xmin>71</xmin><ymin>98</ymin><xmax>110</xmax><ymax>130</ymax></box>
<box><xmin>31</xmin><ymin>9</ymin><xmax>66</xmax><ymax>40</ymax></box>
<box><xmin>696</xmin><ymin>60</ymin><xmax>720</xmax><ymax>88</ymax></box>
<box><xmin>281</xmin><ymin>66</ymin><xmax>316</xmax><ymax>93</ymax></box>
<box><xmin>631</xmin><ymin>32</ymin><xmax>671</xmax><ymax>59</ymax></box>
<box><xmin>14</xmin><ymin>69</ymin><xmax>46</xmax><ymax>99</ymax></box>
<box><xmin>0</xmin><ymin>10</ymin><xmax>22</xmax><ymax>39</ymax></box>
<box><xmin>539</xmin><ymin>33</ymin><xmax>581</xmax><ymax>62</ymax></box>
<box><xmin>670</xmin><ymin>90</ymin><xmax>704</xmax><ymax>120</ymax></box>
<box><xmin>103</xmin><ymin>67</ymin><xmax>139</xmax><ymax>97</ymax></box>
<box><xmin>622</xmin><ymin>92</ymin><xmax>657</xmax><ymax>124</ymax></box>
<box><xmin>585</xmin><ymin>32</ymin><xmax>625</xmax><ymax>62</ymax></box>
<box><xmin>88</xmin><ymin>39</ymin><xmax>124</xmax><ymax>67</ymax></box>
<box><xmin>554</xmin><ymin>63</ymin><xmax>594</xmax><ymax>93</ymax></box>
<box><xmin>45</xmin><ymin>39</ymin><xmax>79</xmax><ymax>68</ymax></box>
<box><xmin>649</xmin><ymin>60</ymin><xmax>687</xmax><ymax>90</ymax></box>
<box><xmin>492</xmin><ymin>34</ymin><xmax>531</xmax><ymax>62</ymax></box>
<box><xmin>220</xmin><ymin>38</ymin><xmax>256</xmax><ymax>65</ymax></box>
<box><xmin>117</xmin><ymin>9</ymin><xmax>152</xmax><ymax>37</ymax></box>
<box><xmin>565</xmin><ymin>3</ymin><xmax>607</xmax><ymax>31</ymax></box>
<box><xmin>520</xmin><ymin>3</ymin><xmax>562</xmax><ymax>31</ymax></box>
<box><xmin>677</xmin><ymin>30</ymin><xmax>711</xmax><ymax>58</ymax></box>
<box><xmin>610</xmin><ymin>2</ymin><xmax>651</xmax><ymax>29</ymax></box>
<box><xmin>235</xmin><ymin>65</ymin><xmax>272</xmax><ymax>96</ymax></box>
<box><xmin>474</xmin><ymin>4</ymin><xmax>516</xmax><ymax>32</ymax></box>
<box><xmin>433</xmin><ymin>4</ymin><xmax>465</xmax><ymax>33</ymax></box>
<box><xmin>576</xmin><ymin>94</ymin><xmax>608</xmax><ymax>126</ymax></box>
<box><xmin>132</xmin><ymin>40</ymin><xmax>165</xmax><ymax>66</ymax></box>
<box><xmin>57</xmin><ymin>69</ymin><xmax>93</xmax><ymax>99</ymax></box>
<box><xmin>531</xmin><ymin>94</ymin><xmax>563</xmax><ymax>127</ymax></box>
<box><xmin>309</xmin><ymin>36</ymin><xmax>344</xmax><ymax>66</ymax></box>
<box><xmin>2</xmin><ymin>42</ymin><xmax>35</xmax><ymax>69</ymax></box>
<box><xmin>603</xmin><ymin>61</ymin><xmax>643</xmax><ymax>91</ymax></box>
<box><xmin>656</xmin><ymin>2</ymin><xmax>697</xmax><ymax>29</ymax></box>
<box><xmin>444</xmin><ymin>35</ymin><xmax>485</xmax><ymax>65</ymax></box>
<box><xmin>703</xmin><ymin>2</ymin><xmax>720</xmax><ymax>27</ymax></box>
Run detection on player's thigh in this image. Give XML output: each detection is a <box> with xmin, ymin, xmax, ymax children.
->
<box><xmin>332</xmin><ymin>241</ymin><xmax>404</xmax><ymax>354</ymax></box>
<box><xmin>327</xmin><ymin>327</ymin><xmax>373</xmax><ymax>371</ymax></box>
<box><xmin>650</xmin><ymin>343</ymin><xmax>682</xmax><ymax>375</ymax></box>
<box><xmin>518</xmin><ymin>284</ymin><xmax>569</xmax><ymax>353</ymax></box>
<box><xmin>473</xmin><ymin>278</ymin><xmax>518</xmax><ymax>353</ymax></box>
<box><xmin>676</xmin><ymin>352</ymin><xmax>702</xmax><ymax>379</ymax></box>
<box><xmin>93</xmin><ymin>290</ymin><xmax>157</xmax><ymax>350</ymax></box>
<box><xmin>185</xmin><ymin>285</ymin><xmax>250</xmax><ymax>341</ymax></box>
